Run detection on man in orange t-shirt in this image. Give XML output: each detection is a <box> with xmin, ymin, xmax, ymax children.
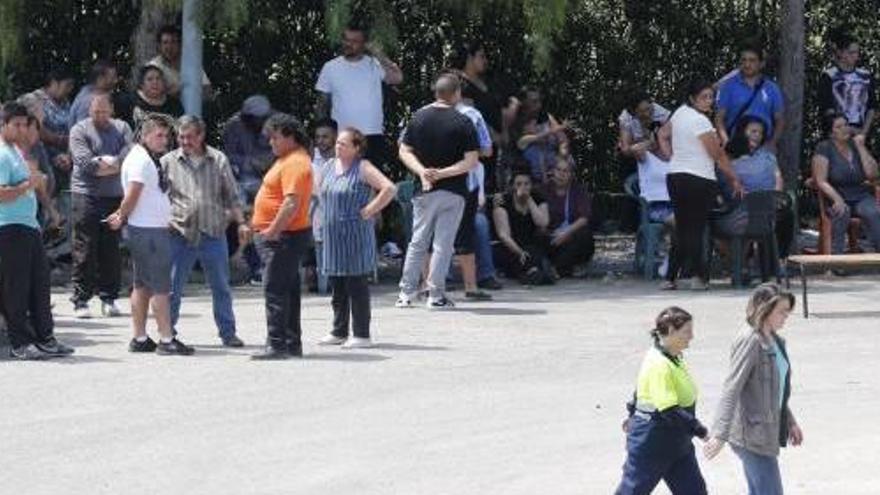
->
<box><xmin>251</xmin><ymin>113</ymin><xmax>313</xmax><ymax>360</ymax></box>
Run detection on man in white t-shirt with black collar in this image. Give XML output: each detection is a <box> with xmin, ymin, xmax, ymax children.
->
<box><xmin>315</xmin><ymin>22</ymin><xmax>403</xmax><ymax>172</ymax></box>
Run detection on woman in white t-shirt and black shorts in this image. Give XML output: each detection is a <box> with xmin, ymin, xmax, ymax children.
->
<box><xmin>661</xmin><ymin>80</ymin><xmax>743</xmax><ymax>290</ymax></box>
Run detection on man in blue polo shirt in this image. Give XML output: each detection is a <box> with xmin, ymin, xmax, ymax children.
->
<box><xmin>715</xmin><ymin>40</ymin><xmax>785</xmax><ymax>151</ymax></box>
<box><xmin>0</xmin><ymin>102</ymin><xmax>74</xmax><ymax>360</ymax></box>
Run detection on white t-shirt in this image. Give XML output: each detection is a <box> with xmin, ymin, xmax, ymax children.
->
<box><xmin>315</xmin><ymin>55</ymin><xmax>386</xmax><ymax>135</ymax></box>
<box><xmin>668</xmin><ymin>105</ymin><xmax>717</xmax><ymax>181</ymax></box>
<box><xmin>638</xmin><ymin>152</ymin><xmax>670</xmax><ymax>202</ymax></box>
<box><xmin>120</xmin><ymin>144</ymin><xmax>171</xmax><ymax>228</ymax></box>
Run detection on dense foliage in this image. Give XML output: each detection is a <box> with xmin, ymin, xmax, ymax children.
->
<box><xmin>2</xmin><ymin>0</ymin><xmax>879</xmax><ymax>194</ymax></box>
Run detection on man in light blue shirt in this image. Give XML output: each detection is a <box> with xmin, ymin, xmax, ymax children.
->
<box><xmin>0</xmin><ymin>102</ymin><xmax>74</xmax><ymax>360</ymax></box>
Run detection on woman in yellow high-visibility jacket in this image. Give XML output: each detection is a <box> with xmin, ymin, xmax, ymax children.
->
<box><xmin>615</xmin><ymin>306</ymin><xmax>709</xmax><ymax>495</ymax></box>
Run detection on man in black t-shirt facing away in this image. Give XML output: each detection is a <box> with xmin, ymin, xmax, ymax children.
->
<box><xmin>396</xmin><ymin>72</ymin><xmax>480</xmax><ymax>309</ymax></box>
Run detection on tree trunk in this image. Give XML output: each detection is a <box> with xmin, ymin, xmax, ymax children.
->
<box><xmin>777</xmin><ymin>0</ymin><xmax>805</xmax><ymax>253</ymax></box>
<box><xmin>130</xmin><ymin>1</ymin><xmax>177</xmax><ymax>89</ymax></box>
<box><xmin>777</xmin><ymin>0</ymin><xmax>805</xmax><ymax>188</ymax></box>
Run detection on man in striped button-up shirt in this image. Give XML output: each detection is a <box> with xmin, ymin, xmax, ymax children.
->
<box><xmin>160</xmin><ymin>115</ymin><xmax>250</xmax><ymax>347</ymax></box>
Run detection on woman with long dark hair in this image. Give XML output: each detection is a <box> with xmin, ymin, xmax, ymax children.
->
<box><xmin>661</xmin><ymin>80</ymin><xmax>743</xmax><ymax>290</ymax></box>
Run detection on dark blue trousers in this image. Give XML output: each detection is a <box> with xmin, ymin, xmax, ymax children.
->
<box><xmin>615</xmin><ymin>415</ymin><xmax>707</xmax><ymax>495</ymax></box>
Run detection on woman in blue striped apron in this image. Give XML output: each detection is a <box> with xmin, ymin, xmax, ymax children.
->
<box><xmin>317</xmin><ymin>128</ymin><xmax>396</xmax><ymax>349</ymax></box>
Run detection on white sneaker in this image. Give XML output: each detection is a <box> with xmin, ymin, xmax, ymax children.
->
<box><xmin>395</xmin><ymin>292</ymin><xmax>416</xmax><ymax>308</ymax></box>
<box><xmin>318</xmin><ymin>334</ymin><xmax>346</xmax><ymax>346</ymax></box>
<box><xmin>74</xmin><ymin>304</ymin><xmax>92</xmax><ymax>319</ymax></box>
<box><xmin>342</xmin><ymin>337</ymin><xmax>372</xmax><ymax>349</ymax></box>
<box><xmin>101</xmin><ymin>301</ymin><xmax>122</xmax><ymax>317</ymax></box>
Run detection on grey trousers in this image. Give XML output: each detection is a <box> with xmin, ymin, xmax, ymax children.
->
<box><xmin>399</xmin><ymin>190</ymin><xmax>465</xmax><ymax>298</ymax></box>
<box><xmin>829</xmin><ymin>195</ymin><xmax>880</xmax><ymax>254</ymax></box>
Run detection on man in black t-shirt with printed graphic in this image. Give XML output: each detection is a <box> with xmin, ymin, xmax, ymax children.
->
<box><xmin>396</xmin><ymin>72</ymin><xmax>480</xmax><ymax>309</ymax></box>
<box><xmin>818</xmin><ymin>31</ymin><xmax>877</xmax><ymax>137</ymax></box>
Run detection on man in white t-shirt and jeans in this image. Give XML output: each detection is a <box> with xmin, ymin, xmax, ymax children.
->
<box><xmin>315</xmin><ymin>22</ymin><xmax>403</xmax><ymax>171</ymax></box>
<box><xmin>106</xmin><ymin>115</ymin><xmax>194</xmax><ymax>355</ymax></box>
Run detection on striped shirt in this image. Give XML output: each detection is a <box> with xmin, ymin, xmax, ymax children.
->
<box><xmin>160</xmin><ymin>145</ymin><xmax>242</xmax><ymax>244</ymax></box>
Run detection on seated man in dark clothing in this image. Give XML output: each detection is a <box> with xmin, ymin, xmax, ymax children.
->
<box><xmin>545</xmin><ymin>157</ymin><xmax>594</xmax><ymax>277</ymax></box>
<box><xmin>492</xmin><ymin>167</ymin><xmax>555</xmax><ymax>285</ymax></box>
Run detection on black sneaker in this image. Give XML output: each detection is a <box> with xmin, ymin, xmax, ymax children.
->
<box><xmin>464</xmin><ymin>290</ymin><xmax>492</xmax><ymax>301</ymax></box>
<box><xmin>222</xmin><ymin>335</ymin><xmax>245</xmax><ymax>348</ymax></box>
<box><xmin>35</xmin><ymin>338</ymin><xmax>75</xmax><ymax>357</ymax></box>
<box><xmin>427</xmin><ymin>296</ymin><xmax>456</xmax><ymax>310</ymax></box>
<box><xmin>251</xmin><ymin>346</ymin><xmax>291</xmax><ymax>360</ymax></box>
<box><xmin>10</xmin><ymin>344</ymin><xmax>49</xmax><ymax>361</ymax></box>
<box><xmin>129</xmin><ymin>337</ymin><xmax>158</xmax><ymax>353</ymax></box>
<box><xmin>288</xmin><ymin>343</ymin><xmax>303</xmax><ymax>357</ymax></box>
<box><xmin>477</xmin><ymin>277</ymin><xmax>503</xmax><ymax>290</ymax></box>
<box><xmin>156</xmin><ymin>338</ymin><xmax>195</xmax><ymax>356</ymax></box>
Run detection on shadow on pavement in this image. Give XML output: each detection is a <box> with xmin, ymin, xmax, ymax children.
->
<box><xmin>462</xmin><ymin>307</ymin><xmax>548</xmax><ymax>316</ymax></box>
<box><xmin>810</xmin><ymin>310</ymin><xmax>880</xmax><ymax>319</ymax></box>
<box><xmin>303</xmin><ymin>352</ymin><xmax>390</xmax><ymax>362</ymax></box>
<box><xmin>55</xmin><ymin>319</ymin><xmax>115</xmax><ymax>330</ymax></box>
<box><xmin>371</xmin><ymin>343</ymin><xmax>449</xmax><ymax>352</ymax></box>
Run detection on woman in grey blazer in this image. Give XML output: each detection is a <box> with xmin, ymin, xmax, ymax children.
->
<box><xmin>704</xmin><ymin>283</ymin><xmax>804</xmax><ymax>494</ymax></box>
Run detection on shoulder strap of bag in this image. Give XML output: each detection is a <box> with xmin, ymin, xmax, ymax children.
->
<box><xmin>727</xmin><ymin>77</ymin><xmax>766</xmax><ymax>135</ymax></box>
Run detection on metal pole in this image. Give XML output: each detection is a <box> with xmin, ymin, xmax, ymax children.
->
<box><xmin>181</xmin><ymin>0</ymin><xmax>203</xmax><ymax>116</ymax></box>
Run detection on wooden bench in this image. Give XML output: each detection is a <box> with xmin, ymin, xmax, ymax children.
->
<box><xmin>786</xmin><ymin>254</ymin><xmax>880</xmax><ymax>318</ymax></box>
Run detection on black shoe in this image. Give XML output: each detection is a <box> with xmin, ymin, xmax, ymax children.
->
<box><xmin>288</xmin><ymin>344</ymin><xmax>303</xmax><ymax>357</ymax></box>
<box><xmin>222</xmin><ymin>335</ymin><xmax>245</xmax><ymax>348</ymax></box>
<box><xmin>156</xmin><ymin>338</ymin><xmax>195</xmax><ymax>356</ymax></box>
<box><xmin>477</xmin><ymin>277</ymin><xmax>503</xmax><ymax>290</ymax></box>
<box><xmin>9</xmin><ymin>344</ymin><xmax>49</xmax><ymax>361</ymax></box>
<box><xmin>128</xmin><ymin>337</ymin><xmax>158</xmax><ymax>353</ymax></box>
<box><xmin>251</xmin><ymin>346</ymin><xmax>291</xmax><ymax>360</ymax></box>
<box><xmin>35</xmin><ymin>338</ymin><xmax>75</xmax><ymax>357</ymax></box>
<box><xmin>464</xmin><ymin>290</ymin><xmax>493</xmax><ymax>301</ymax></box>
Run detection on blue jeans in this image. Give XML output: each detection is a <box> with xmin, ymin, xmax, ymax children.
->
<box><xmin>475</xmin><ymin>210</ymin><xmax>496</xmax><ymax>282</ymax></box>
<box><xmin>170</xmin><ymin>233</ymin><xmax>237</xmax><ymax>340</ymax></box>
<box><xmin>731</xmin><ymin>444</ymin><xmax>784</xmax><ymax>495</ymax></box>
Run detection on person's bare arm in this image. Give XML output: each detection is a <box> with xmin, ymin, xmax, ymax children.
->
<box><xmin>360</xmin><ymin>160</ymin><xmax>397</xmax><ymax>219</ymax></box>
<box><xmin>529</xmin><ymin>200</ymin><xmax>550</xmax><ymax>229</ymax></box>
<box><xmin>398</xmin><ymin>143</ymin><xmax>427</xmax><ymax>176</ymax></box>
<box><xmin>699</xmin><ymin>131</ymin><xmax>742</xmax><ymax>197</ymax></box>
<box><xmin>812</xmin><ymin>154</ymin><xmax>846</xmax><ymax>215</ymax></box>
<box><xmin>106</xmin><ymin>181</ymin><xmax>144</xmax><ymax>230</ymax></box>
<box><xmin>774</xmin><ymin>169</ymin><xmax>784</xmax><ymax>191</ymax></box>
<box><xmin>853</xmin><ymin>134</ymin><xmax>879</xmax><ymax>180</ymax></box>
<box><xmin>656</xmin><ymin>121</ymin><xmax>672</xmax><ymax>161</ymax></box>
<box><xmin>862</xmin><ymin>109</ymin><xmax>876</xmax><ymax>137</ymax></box>
<box><xmin>433</xmin><ymin>150</ymin><xmax>479</xmax><ymax>180</ymax></box>
<box><xmin>372</xmin><ymin>49</ymin><xmax>403</xmax><ymax>86</ymax></box>
<box><xmin>493</xmin><ymin>205</ymin><xmax>523</xmax><ymax>256</ymax></box>
<box><xmin>262</xmin><ymin>194</ymin><xmax>300</xmax><ymax>240</ymax></box>
<box><xmin>714</xmin><ymin>108</ymin><xmax>729</xmax><ymax>147</ymax></box>
<box><xmin>0</xmin><ymin>177</ymin><xmax>38</xmax><ymax>203</ymax></box>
